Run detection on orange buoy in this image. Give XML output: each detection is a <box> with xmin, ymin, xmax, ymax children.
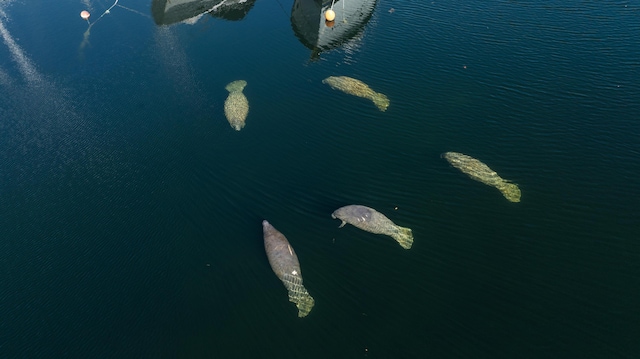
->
<box><xmin>80</xmin><ymin>10</ymin><xmax>91</xmax><ymax>21</ymax></box>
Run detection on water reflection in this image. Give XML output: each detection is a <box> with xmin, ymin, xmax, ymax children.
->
<box><xmin>151</xmin><ymin>0</ymin><xmax>257</xmax><ymax>26</ymax></box>
<box><xmin>291</xmin><ymin>0</ymin><xmax>377</xmax><ymax>59</ymax></box>
<box><xmin>0</xmin><ymin>1</ymin><xmax>101</xmax><ymax>205</ymax></box>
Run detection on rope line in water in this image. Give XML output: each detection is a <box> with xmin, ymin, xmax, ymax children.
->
<box><xmin>90</xmin><ymin>0</ymin><xmax>119</xmax><ymax>27</ymax></box>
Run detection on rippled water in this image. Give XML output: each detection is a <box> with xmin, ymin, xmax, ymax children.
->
<box><xmin>1</xmin><ymin>0</ymin><xmax>638</xmax><ymax>357</ymax></box>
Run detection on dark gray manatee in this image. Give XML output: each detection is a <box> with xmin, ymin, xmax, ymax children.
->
<box><xmin>262</xmin><ymin>220</ymin><xmax>314</xmax><ymax>317</ymax></box>
<box><xmin>331</xmin><ymin>205</ymin><xmax>414</xmax><ymax>249</ymax></box>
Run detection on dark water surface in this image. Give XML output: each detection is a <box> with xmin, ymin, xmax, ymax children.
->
<box><xmin>1</xmin><ymin>0</ymin><xmax>639</xmax><ymax>357</ymax></box>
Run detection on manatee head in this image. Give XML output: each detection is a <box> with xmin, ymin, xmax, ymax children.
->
<box><xmin>262</xmin><ymin>220</ymin><xmax>274</xmax><ymax>234</ymax></box>
<box><xmin>332</xmin><ymin>205</ymin><xmax>373</xmax><ymax>222</ymax></box>
<box><xmin>331</xmin><ymin>206</ymin><xmax>348</xmax><ymax>220</ymax></box>
<box><xmin>228</xmin><ymin>116</ymin><xmax>246</xmax><ymax>131</ymax></box>
<box><xmin>322</xmin><ymin>76</ymin><xmax>339</xmax><ymax>89</ymax></box>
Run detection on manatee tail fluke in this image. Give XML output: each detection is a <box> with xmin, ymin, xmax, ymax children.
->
<box><xmin>371</xmin><ymin>92</ymin><xmax>390</xmax><ymax>112</ymax></box>
<box><xmin>225</xmin><ymin>80</ymin><xmax>247</xmax><ymax>93</ymax></box>
<box><xmin>292</xmin><ymin>291</ymin><xmax>315</xmax><ymax>318</ymax></box>
<box><xmin>391</xmin><ymin>226</ymin><xmax>413</xmax><ymax>249</ymax></box>
<box><xmin>282</xmin><ymin>273</ymin><xmax>315</xmax><ymax>317</ymax></box>
<box><xmin>497</xmin><ymin>181</ymin><xmax>521</xmax><ymax>203</ymax></box>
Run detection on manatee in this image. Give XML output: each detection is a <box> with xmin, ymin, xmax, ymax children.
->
<box><xmin>331</xmin><ymin>205</ymin><xmax>413</xmax><ymax>249</ymax></box>
<box><xmin>442</xmin><ymin>152</ymin><xmax>521</xmax><ymax>202</ymax></box>
<box><xmin>322</xmin><ymin>76</ymin><xmax>390</xmax><ymax>111</ymax></box>
<box><xmin>224</xmin><ymin>80</ymin><xmax>249</xmax><ymax>130</ymax></box>
<box><xmin>262</xmin><ymin>220</ymin><xmax>314</xmax><ymax>317</ymax></box>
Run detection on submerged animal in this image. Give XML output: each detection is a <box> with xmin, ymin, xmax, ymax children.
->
<box><xmin>442</xmin><ymin>151</ymin><xmax>521</xmax><ymax>202</ymax></box>
<box><xmin>331</xmin><ymin>205</ymin><xmax>413</xmax><ymax>249</ymax></box>
<box><xmin>224</xmin><ymin>80</ymin><xmax>249</xmax><ymax>130</ymax></box>
<box><xmin>262</xmin><ymin>220</ymin><xmax>315</xmax><ymax>317</ymax></box>
<box><xmin>322</xmin><ymin>76</ymin><xmax>390</xmax><ymax>111</ymax></box>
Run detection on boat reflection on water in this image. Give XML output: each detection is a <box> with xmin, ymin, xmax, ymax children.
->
<box><xmin>291</xmin><ymin>0</ymin><xmax>377</xmax><ymax>59</ymax></box>
<box><xmin>151</xmin><ymin>0</ymin><xmax>257</xmax><ymax>26</ymax></box>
